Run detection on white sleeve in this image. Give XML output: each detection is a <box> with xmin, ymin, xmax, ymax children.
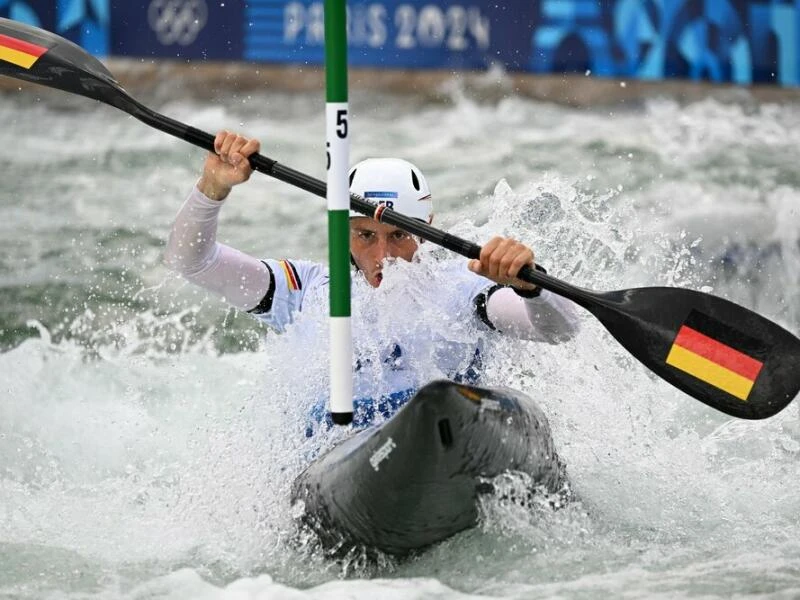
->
<box><xmin>485</xmin><ymin>287</ymin><xmax>580</xmax><ymax>343</ymax></box>
<box><xmin>164</xmin><ymin>184</ymin><xmax>271</xmax><ymax>311</ymax></box>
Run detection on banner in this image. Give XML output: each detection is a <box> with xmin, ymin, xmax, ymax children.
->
<box><xmin>111</xmin><ymin>1</ymin><xmax>243</xmax><ymax>60</ymax></box>
<box><xmin>2</xmin><ymin>0</ymin><xmax>799</xmax><ymax>87</ymax></box>
<box><xmin>0</xmin><ymin>0</ymin><xmax>109</xmax><ymax>54</ymax></box>
<box><xmin>246</xmin><ymin>0</ymin><xmax>535</xmax><ymax>71</ymax></box>
<box><xmin>529</xmin><ymin>0</ymin><xmax>797</xmax><ymax>86</ymax></box>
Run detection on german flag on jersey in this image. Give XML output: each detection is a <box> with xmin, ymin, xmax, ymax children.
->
<box><xmin>0</xmin><ymin>33</ymin><xmax>48</xmax><ymax>69</ymax></box>
<box><xmin>666</xmin><ymin>310</ymin><xmax>766</xmax><ymax>401</ymax></box>
<box><xmin>279</xmin><ymin>260</ymin><xmax>302</xmax><ymax>291</ymax></box>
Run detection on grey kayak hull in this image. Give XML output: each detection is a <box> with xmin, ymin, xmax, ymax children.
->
<box><xmin>291</xmin><ymin>379</ymin><xmax>566</xmax><ymax>556</ymax></box>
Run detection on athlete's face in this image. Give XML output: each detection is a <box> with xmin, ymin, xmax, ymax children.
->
<box><xmin>350</xmin><ymin>218</ymin><xmax>419</xmax><ymax>287</ymax></box>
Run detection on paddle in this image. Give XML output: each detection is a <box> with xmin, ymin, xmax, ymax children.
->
<box><xmin>2</xmin><ymin>17</ymin><xmax>799</xmax><ymax>420</ymax></box>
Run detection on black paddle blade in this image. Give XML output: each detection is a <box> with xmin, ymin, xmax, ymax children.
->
<box><xmin>589</xmin><ymin>287</ymin><xmax>800</xmax><ymax>419</ymax></box>
<box><xmin>0</xmin><ymin>18</ymin><xmax>128</xmax><ymax>108</ymax></box>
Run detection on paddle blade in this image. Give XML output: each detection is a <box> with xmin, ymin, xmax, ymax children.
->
<box><xmin>590</xmin><ymin>287</ymin><xmax>800</xmax><ymax>419</ymax></box>
<box><xmin>0</xmin><ymin>18</ymin><xmax>124</xmax><ymax>106</ymax></box>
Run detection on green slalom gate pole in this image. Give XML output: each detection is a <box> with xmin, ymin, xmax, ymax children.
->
<box><xmin>324</xmin><ymin>0</ymin><xmax>353</xmax><ymax>425</ymax></box>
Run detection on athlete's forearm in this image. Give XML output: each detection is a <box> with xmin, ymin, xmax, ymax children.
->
<box><xmin>164</xmin><ymin>185</ymin><xmax>271</xmax><ymax>311</ymax></box>
<box><xmin>485</xmin><ymin>287</ymin><xmax>580</xmax><ymax>343</ymax></box>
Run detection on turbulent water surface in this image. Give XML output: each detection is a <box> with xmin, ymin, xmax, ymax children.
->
<box><xmin>1</xmin><ymin>76</ymin><xmax>799</xmax><ymax>599</ymax></box>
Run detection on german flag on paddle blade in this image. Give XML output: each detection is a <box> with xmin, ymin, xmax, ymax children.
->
<box><xmin>666</xmin><ymin>310</ymin><xmax>766</xmax><ymax>401</ymax></box>
<box><xmin>0</xmin><ymin>33</ymin><xmax>48</xmax><ymax>69</ymax></box>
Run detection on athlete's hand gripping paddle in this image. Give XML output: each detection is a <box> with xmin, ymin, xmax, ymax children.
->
<box><xmin>2</xmin><ymin>17</ymin><xmax>798</xmax><ymax>420</ymax></box>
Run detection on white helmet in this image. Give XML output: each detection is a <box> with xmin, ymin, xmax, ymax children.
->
<box><xmin>348</xmin><ymin>158</ymin><xmax>433</xmax><ymax>222</ymax></box>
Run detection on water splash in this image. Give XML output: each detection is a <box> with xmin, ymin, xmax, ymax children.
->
<box><xmin>1</xmin><ymin>90</ymin><xmax>800</xmax><ymax>599</ymax></box>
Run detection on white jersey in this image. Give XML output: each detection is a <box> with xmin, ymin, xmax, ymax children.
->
<box><xmin>250</xmin><ymin>255</ymin><xmax>570</xmax><ymax>435</ymax></box>
<box><xmin>165</xmin><ymin>185</ymin><xmax>581</xmax><ymax>435</ymax></box>
<box><xmin>254</xmin><ymin>257</ymin><xmax>487</xmax><ymax>331</ymax></box>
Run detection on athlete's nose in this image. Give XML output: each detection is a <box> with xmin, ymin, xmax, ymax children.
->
<box><xmin>375</xmin><ymin>235</ymin><xmax>391</xmax><ymax>260</ymax></box>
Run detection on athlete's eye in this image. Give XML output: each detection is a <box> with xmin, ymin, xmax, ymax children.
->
<box><xmin>354</xmin><ymin>230</ymin><xmax>374</xmax><ymax>241</ymax></box>
<box><xmin>391</xmin><ymin>230</ymin><xmax>411</xmax><ymax>242</ymax></box>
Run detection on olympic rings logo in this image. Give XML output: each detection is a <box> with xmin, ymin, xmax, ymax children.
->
<box><xmin>147</xmin><ymin>0</ymin><xmax>208</xmax><ymax>46</ymax></box>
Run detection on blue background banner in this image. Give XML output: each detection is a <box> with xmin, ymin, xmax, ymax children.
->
<box><xmin>1</xmin><ymin>0</ymin><xmax>109</xmax><ymax>54</ymax></box>
<box><xmin>2</xmin><ymin>0</ymin><xmax>799</xmax><ymax>87</ymax></box>
<box><xmin>110</xmin><ymin>2</ymin><xmax>242</xmax><ymax>60</ymax></box>
<box><xmin>243</xmin><ymin>0</ymin><xmax>536</xmax><ymax>70</ymax></box>
<box><xmin>530</xmin><ymin>0</ymin><xmax>796</xmax><ymax>85</ymax></box>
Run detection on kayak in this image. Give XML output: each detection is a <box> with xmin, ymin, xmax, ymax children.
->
<box><xmin>291</xmin><ymin>379</ymin><xmax>567</xmax><ymax>557</ymax></box>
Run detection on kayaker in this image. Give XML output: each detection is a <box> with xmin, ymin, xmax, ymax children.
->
<box><xmin>165</xmin><ymin>131</ymin><xmax>580</xmax><ymax>433</ymax></box>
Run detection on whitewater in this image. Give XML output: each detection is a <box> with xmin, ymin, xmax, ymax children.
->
<box><xmin>1</xmin><ymin>78</ymin><xmax>799</xmax><ymax>598</ymax></box>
